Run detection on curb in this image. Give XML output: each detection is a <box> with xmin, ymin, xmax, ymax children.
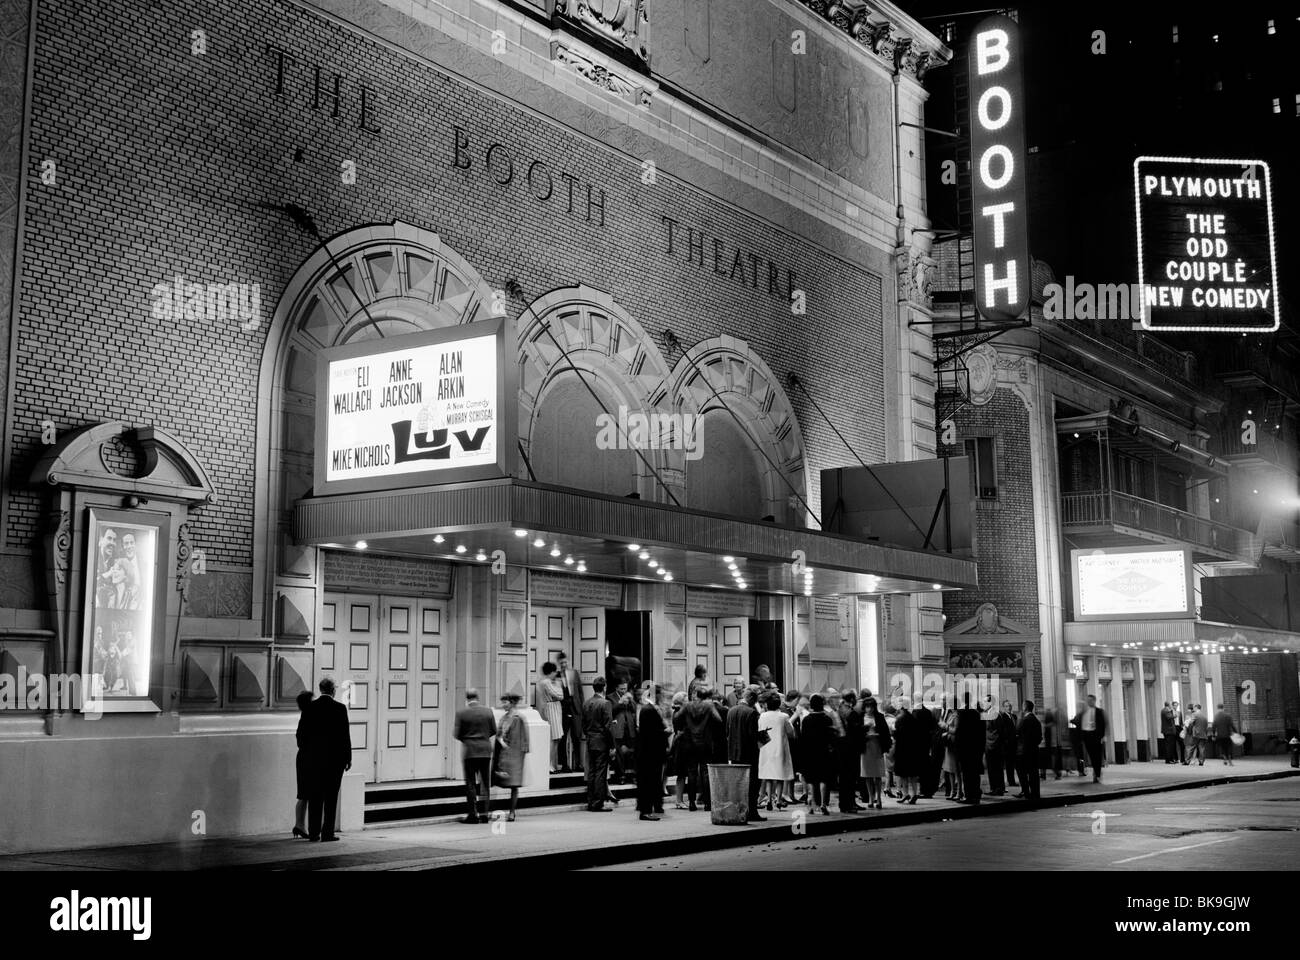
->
<box><xmin>421</xmin><ymin>767</ymin><xmax>1300</xmax><ymax>872</ymax></box>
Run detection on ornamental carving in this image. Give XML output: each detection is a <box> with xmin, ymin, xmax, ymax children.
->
<box><xmin>50</xmin><ymin>510</ymin><xmax>70</xmax><ymax>587</ymax></box>
<box><xmin>553</xmin><ymin>42</ymin><xmax>640</xmax><ymax>102</ymax></box>
<box><xmin>176</xmin><ymin>522</ymin><xmax>193</xmax><ymax>599</ymax></box>
<box><xmin>558</xmin><ymin>0</ymin><xmax>650</xmax><ymax>64</ymax></box>
<box><xmin>796</xmin><ymin>1</ymin><xmax>946</xmax><ymax>81</ymax></box>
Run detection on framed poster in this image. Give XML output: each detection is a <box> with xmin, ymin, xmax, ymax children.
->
<box><xmin>82</xmin><ymin>508</ymin><xmax>168</xmax><ymax>712</ymax></box>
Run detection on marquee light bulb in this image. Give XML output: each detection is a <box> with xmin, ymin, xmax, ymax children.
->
<box><xmin>628</xmin><ymin>544</ymin><xmax>641</xmax><ymax>551</ymax></box>
<box><xmin>455</xmin><ymin>544</ymin><xmax>467</xmax><ymax>554</ymax></box>
<box><xmin>638</xmin><ymin>551</ymin><xmax>649</xmax><ymax>560</ymax></box>
<box><xmin>513</xmin><ymin>529</ymin><xmax>527</xmax><ymax>538</ymax></box>
<box><xmin>550</xmin><ymin>545</ymin><xmax>561</xmax><ymax>557</ymax></box>
<box><xmin>564</xmin><ymin>556</ymin><xmax>574</xmax><ymax>565</ymax></box>
<box><xmin>533</xmin><ymin>538</ymin><xmax>545</xmax><ymax>548</ymax></box>
<box><xmin>355</xmin><ymin>540</ymin><xmax>368</xmax><ymax>550</ymax></box>
<box><xmin>433</xmin><ymin>534</ymin><xmax>445</xmax><ymax>544</ymax></box>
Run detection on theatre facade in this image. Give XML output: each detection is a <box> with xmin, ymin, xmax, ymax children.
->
<box><xmin>0</xmin><ymin>0</ymin><xmax>968</xmax><ymax>852</ymax></box>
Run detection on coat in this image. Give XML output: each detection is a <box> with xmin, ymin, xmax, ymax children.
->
<box><xmin>891</xmin><ymin>708</ymin><xmax>929</xmax><ymax>778</ymax></box>
<box><xmin>494</xmin><ymin>710</ymin><xmax>529</xmax><ymax>787</ymax></box>
<box><xmin>726</xmin><ymin>701</ymin><xmax>760</xmax><ymax>764</ymax></box>
<box><xmin>796</xmin><ymin>709</ymin><xmax>835</xmax><ymax>781</ymax></box>
<box><xmin>1212</xmin><ymin>710</ymin><xmax>1237</xmax><ymax>739</ymax></box>
<box><xmin>636</xmin><ymin>701</ymin><xmax>668</xmax><ymax>762</ymax></box>
<box><xmin>1016</xmin><ymin>712</ymin><xmax>1042</xmax><ymax>757</ymax></box>
<box><xmin>301</xmin><ymin>694</ymin><xmax>351</xmax><ymax>777</ymax></box>
<box><xmin>1160</xmin><ymin>707</ymin><xmax>1177</xmax><ymax>737</ymax></box>
<box><xmin>955</xmin><ymin>707</ymin><xmax>986</xmax><ymax>760</ymax></box>
<box><xmin>454</xmin><ymin>702</ymin><xmax>498</xmax><ymax>759</ymax></box>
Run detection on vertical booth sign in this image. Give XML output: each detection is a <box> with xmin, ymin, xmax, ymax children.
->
<box><xmin>968</xmin><ymin>14</ymin><xmax>1030</xmax><ymax>323</ymax></box>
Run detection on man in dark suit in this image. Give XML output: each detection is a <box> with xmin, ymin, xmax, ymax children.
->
<box><xmin>954</xmin><ymin>692</ymin><xmax>985</xmax><ymax>804</ymax></box>
<box><xmin>609</xmin><ymin>681</ymin><xmax>635</xmax><ymax>784</ymax></box>
<box><xmin>453</xmin><ymin>688</ymin><xmax>497</xmax><ymax>823</ymax></box>
<box><xmin>635</xmin><ymin>682</ymin><xmax>667</xmax><ymax>820</ymax></box>
<box><xmin>581</xmin><ymin>676</ymin><xmax>615</xmax><ymax>811</ymax></box>
<box><xmin>984</xmin><ymin>698</ymin><xmax>1014</xmax><ymax>795</ymax></box>
<box><xmin>726</xmin><ymin>685</ymin><xmax>765</xmax><ymax>822</ymax></box>
<box><xmin>303</xmin><ymin>677</ymin><xmax>352</xmax><ymax>841</ymax></box>
<box><xmin>1171</xmin><ymin>700</ymin><xmax>1186</xmax><ymax>764</ymax></box>
<box><xmin>1016</xmin><ymin>701</ymin><xmax>1042</xmax><ymax>799</ymax></box>
<box><xmin>1000</xmin><ymin>700</ymin><xmax>1020</xmax><ymax>788</ymax></box>
<box><xmin>1074</xmin><ymin>693</ymin><xmax>1108</xmax><ymax>782</ymax></box>
<box><xmin>556</xmin><ymin>652</ymin><xmax>584</xmax><ymax>772</ymax></box>
<box><xmin>1160</xmin><ymin>702</ymin><xmax>1178</xmax><ymax>763</ymax></box>
<box><xmin>912</xmin><ymin>700</ymin><xmax>940</xmax><ymax>797</ymax></box>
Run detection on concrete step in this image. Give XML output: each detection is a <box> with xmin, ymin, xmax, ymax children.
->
<box><xmin>363</xmin><ymin>774</ymin><xmax>641</xmax><ymax>825</ymax></box>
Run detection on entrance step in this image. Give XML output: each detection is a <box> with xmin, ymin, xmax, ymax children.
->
<box><xmin>363</xmin><ymin>772</ymin><xmax>640</xmax><ymax>825</ymax></box>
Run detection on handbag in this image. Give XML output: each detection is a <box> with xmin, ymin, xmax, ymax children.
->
<box><xmin>491</xmin><ymin>738</ymin><xmax>509</xmax><ymax>786</ymax></box>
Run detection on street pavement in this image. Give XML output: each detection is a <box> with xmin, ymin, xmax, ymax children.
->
<box><xmin>1</xmin><ymin>755</ymin><xmax>1294</xmax><ymax>871</ymax></box>
<box><xmin>590</xmin><ymin>776</ymin><xmax>1300</xmax><ymax>871</ymax></box>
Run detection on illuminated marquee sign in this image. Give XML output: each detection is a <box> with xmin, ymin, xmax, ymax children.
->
<box><xmin>1071</xmin><ymin>546</ymin><xmax>1194</xmax><ymax>622</ymax></box>
<box><xmin>1134</xmin><ymin>156</ymin><xmax>1279</xmax><ymax>333</ymax></box>
<box><xmin>968</xmin><ymin>14</ymin><xmax>1030</xmax><ymax>323</ymax></box>
<box><xmin>314</xmin><ymin>317</ymin><xmax>515</xmax><ymax>495</ymax></box>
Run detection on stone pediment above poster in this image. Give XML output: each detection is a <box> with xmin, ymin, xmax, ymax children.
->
<box><xmin>944</xmin><ymin>602</ymin><xmax>1037</xmax><ymax>639</ymax></box>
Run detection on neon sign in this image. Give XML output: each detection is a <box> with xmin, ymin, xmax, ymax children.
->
<box><xmin>968</xmin><ymin>14</ymin><xmax>1030</xmax><ymax>323</ymax></box>
<box><xmin>1134</xmin><ymin>156</ymin><xmax>1279</xmax><ymax>333</ymax></box>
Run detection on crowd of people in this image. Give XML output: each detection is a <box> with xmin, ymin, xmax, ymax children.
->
<box><xmin>442</xmin><ymin>666</ymin><xmax>1246</xmax><ymax>823</ymax></box>
<box><xmin>1160</xmin><ymin>700</ymin><xmax>1241</xmax><ymax>766</ymax></box>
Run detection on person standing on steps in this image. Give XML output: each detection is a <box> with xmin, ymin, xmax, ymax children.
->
<box><xmin>581</xmin><ymin>676</ymin><xmax>615</xmax><ymax>812</ymax></box>
<box><xmin>453</xmin><ymin>688</ymin><xmax>497</xmax><ymax>824</ymax></box>
<box><xmin>635</xmin><ymin>681</ymin><xmax>668</xmax><ymax>820</ymax></box>
<box><xmin>302</xmin><ymin>677</ymin><xmax>352</xmax><ymax>842</ymax></box>
<box><xmin>556</xmin><ymin>651</ymin><xmax>584</xmax><ymax>773</ymax></box>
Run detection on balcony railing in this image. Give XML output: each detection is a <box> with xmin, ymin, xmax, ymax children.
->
<box><xmin>1061</xmin><ymin>489</ymin><xmax>1253</xmax><ymax>559</ymax></box>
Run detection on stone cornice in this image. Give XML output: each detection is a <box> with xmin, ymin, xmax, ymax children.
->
<box><xmin>787</xmin><ymin>1</ymin><xmax>952</xmax><ymax>83</ymax></box>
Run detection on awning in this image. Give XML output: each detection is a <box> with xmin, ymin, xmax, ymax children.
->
<box><xmin>1056</xmin><ymin>411</ymin><xmax>1226</xmax><ymax>478</ymax></box>
<box><xmin>293</xmin><ymin>478</ymin><xmax>979</xmax><ymax>596</ymax></box>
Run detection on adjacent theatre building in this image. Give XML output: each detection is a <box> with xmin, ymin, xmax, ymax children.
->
<box><xmin>0</xmin><ymin>0</ymin><xmax>970</xmax><ymax>852</ymax></box>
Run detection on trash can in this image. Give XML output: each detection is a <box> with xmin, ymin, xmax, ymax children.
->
<box><xmin>707</xmin><ymin>763</ymin><xmax>750</xmax><ymax>825</ymax></box>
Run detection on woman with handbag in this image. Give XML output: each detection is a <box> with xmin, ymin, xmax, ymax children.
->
<box><xmin>493</xmin><ymin>692</ymin><xmax>529</xmax><ymax>821</ymax></box>
<box><xmin>860</xmin><ymin>696</ymin><xmax>891</xmax><ymax>808</ymax></box>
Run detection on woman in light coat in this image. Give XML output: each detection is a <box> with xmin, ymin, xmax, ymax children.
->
<box><xmin>757</xmin><ymin>691</ymin><xmax>796</xmax><ymax>810</ymax></box>
<box><xmin>494</xmin><ymin>692</ymin><xmax>529</xmax><ymax>820</ymax></box>
<box><xmin>537</xmin><ymin>662</ymin><xmax>564</xmax><ymax>773</ymax></box>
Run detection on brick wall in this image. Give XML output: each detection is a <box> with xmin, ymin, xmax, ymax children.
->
<box><xmin>938</xmin><ymin>388</ymin><xmax>1039</xmax><ymax>631</ymax></box>
<box><xmin>1219</xmin><ymin>652</ymin><xmax>1296</xmax><ymax>741</ymax></box>
<box><xmin>8</xmin><ymin>0</ymin><xmax>889</xmax><ymax>568</ymax></box>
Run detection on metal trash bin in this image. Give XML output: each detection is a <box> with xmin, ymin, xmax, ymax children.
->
<box><xmin>707</xmin><ymin>763</ymin><xmax>750</xmax><ymax>825</ymax></box>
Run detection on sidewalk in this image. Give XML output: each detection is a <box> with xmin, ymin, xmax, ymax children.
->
<box><xmin>3</xmin><ymin>756</ymin><xmax>1295</xmax><ymax>872</ymax></box>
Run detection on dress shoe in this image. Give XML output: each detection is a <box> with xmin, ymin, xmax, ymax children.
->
<box><xmin>747</xmin><ymin>814</ymin><xmax>767</xmax><ymax>822</ymax></box>
<box><xmin>896</xmin><ymin>797</ymin><xmax>909</xmax><ymax>804</ymax></box>
<box><xmin>320</xmin><ymin>835</ymin><xmax>339</xmax><ymax>842</ymax></box>
<box><xmin>639</xmin><ymin>814</ymin><xmax>661</xmax><ymax>821</ymax></box>
<box><xmin>460</xmin><ymin>816</ymin><xmax>480</xmax><ymax>824</ymax></box>
<box><xmin>308</xmin><ymin>834</ymin><xmax>320</xmax><ymax>841</ymax></box>
<box><xmin>292</xmin><ymin>827</ymin><xmax>308</xmax><ymax>839</ymax></box>
<box><xmin>588</xmin><ymin>806</ymin><xmax>611</xmax><ymax>813</ymax></box>
<box><xmin>653</xmin><ymin>806</ymin><xmax>665</xmax><ymax>814</ymax></box>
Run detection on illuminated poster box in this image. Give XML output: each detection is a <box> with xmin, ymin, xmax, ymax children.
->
<box><xmin>1071</xmin><ymin>546</ymin><xmax>1194</xmax><ymax>621</ymax></box>
<box><xmin>313</xmin><ymin>317</ymin><xmax>516</xmax><ymax>495</ymax></box>
<box><xmin>1134</xmin><ymin>156</ymin><xmax>1279</xmax><ymax>333</ymax></box>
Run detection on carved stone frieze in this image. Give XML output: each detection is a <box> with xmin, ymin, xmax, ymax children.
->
<box><xmin>793</xmin><ymin>1</ymin><xmax>948</xmax><ymax>81</ymax></box>
<box><xmin>552</xmin><ymin>41</ymin><xmax>643</xmax><ymax>103</ymax></box>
